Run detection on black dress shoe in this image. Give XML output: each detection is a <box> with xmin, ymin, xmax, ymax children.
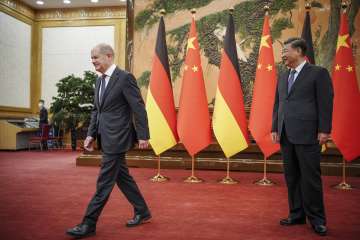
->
<box><xmin>66</xmin><ymin>223</ymin><xmax>96</xmax><ymax>239</ymax></box>
<box><xmin>312</xmin><ymin>224</ymin><xmax>327</xmax><ymax>236</ymax></box>
<box><xmin>126</xmin><ymin>213</ymin><xmax>152</xmax><ymax>227</ymax></box>
<box><xmin>280</xmin><ymin>217</ymin><xmax>306</xmax><ymax>226</ymax></box>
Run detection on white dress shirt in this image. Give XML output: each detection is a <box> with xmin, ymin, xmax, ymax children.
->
<box><xmin>99</xmin><ymin>64</ymin><xmax>116</xmax><ymax>102</ymax></box>
<box><xmin>289</xmin><ymin>60</ymin><xmax>307</xmax><ymax>83</ymax></box>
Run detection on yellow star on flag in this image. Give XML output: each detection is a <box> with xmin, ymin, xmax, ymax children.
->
<box><xmin>257</xmin><ymin>64</ymin><xmax>262</xmax><ymax>69</ymax></box>
<box><xmin>260</xmin><ymin>35</ymin><xmax>270</xmax><ymax>50</ymax></box>
<box><xmin>335</xmin><ymin>64</ymin><xmax>341</xmax><ymax>71</ymax></box>
<box><xmin>184</xmin><ymin>65</ymin><xmax>188</xmax><ymax>71</ymax></box>
<box><xmin>336</xmin><ymin>34</ymin><xmax>349</xmax><ymax>52</ymax></box>
<box><xmin>266</xmin><ymin>64</ymin><xmax>272</xmax><ymax>71</ymax></box>
<box><xmin>187</xmin><ymin>37</ymin><xmax>196</xmax><ymax>51</ymax></box>
<box><xmin>346</xmin><ymin>65</ymin><xmax>353</xmax><ymax>72</ymax></box>
<box><xmin>192</xmin><ymin>65</ymin><xmax>198</xmax><ymax>72</ymax></box>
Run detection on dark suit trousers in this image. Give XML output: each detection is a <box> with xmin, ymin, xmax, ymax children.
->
<box><xmin>280</xmin><ymin>128</ymin><xmax>326</xmax><ymax>226</ymax></box>
<box><xmin>82</xmin><ymin>152</ymin><xmax>149</xmax><ymax>226</ymax></box>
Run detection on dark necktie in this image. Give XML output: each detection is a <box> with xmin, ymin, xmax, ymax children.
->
<box><xmin>99</xmin><ymin>74</ymin><xmax>106</xmax><ymax>103</ymax></box>
<box><xmin>287</xmin><ymin>69</ymin><xmax>297</xmax><ymax>94</ymax></box>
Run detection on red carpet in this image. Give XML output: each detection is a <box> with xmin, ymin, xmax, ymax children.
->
<box><xmin>0</xmin><ymin>151</ymin><xmax>359</xmax><ymax>240</ymax></box>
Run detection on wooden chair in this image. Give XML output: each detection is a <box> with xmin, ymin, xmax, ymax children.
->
<box><xmin>48</xmin><ymin>125</ymin><xmax>64</xmax><ymax>149</ymax></box>
<box><xmin>28</xmin><ymin>124</ymin><xmax>50</xmax><ymax>151</ymax></box>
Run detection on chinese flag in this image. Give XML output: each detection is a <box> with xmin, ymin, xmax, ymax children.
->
<box><xmin>146</xmin><ymin>16</ymin><xmax>178</xmax><ymax>155</ymax></box>
<box><xmin>249</xmin><ymin>14</ymin><xmax>280</xmax><ymax>158</ymax></box>
<box><xmin>213</xmin><ymin>13</ymin><xmax>249</xmax><ymax>158</ymax></box>
<box><xmin>331</xmin><ymin>11</ymin><xmax>360</xmax><ymax>161</ymax></box>
<box><xmin>177</xmin><ymin>17</ymin><xmax>211</xmax><ymax>156</ymax></box>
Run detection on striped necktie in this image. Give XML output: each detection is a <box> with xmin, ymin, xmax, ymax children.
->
<box><xmin>287</xmin><ymin>69</ymin><xmax>297</xmax><ymax>94</ymax></box>
<box><xmin>99</xmin><ymin>74</ymin><xmax>107</xmax><ymax>103</ymax></box>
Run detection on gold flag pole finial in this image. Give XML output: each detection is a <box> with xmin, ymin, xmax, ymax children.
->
<box><xmin>191</xmin><ymin>8</ymin><xmax>196</xmax><ymax>18</ymax></box>
<box><xmin>229</xmin><ymin>7</ymin><xmax>234</xmax><ymax>14</ymax></box>
<box><xmin>341</xmin><ymin>1</ymin><xmax>348</xmax><ymax>13</ymax></box>
<box><xmin>305</xmin><ymin>2</ymin><xmax>311</xmax><ymax>11</ymax></box>
<box><xmin>160</xmin><ymin>9</ymin><xmax>166</xmax><ymax>16</ymax></box>
<box><xmin>264</xmin><ymin>5</ymin><xmax>270</xmax><ymax>15</ymax></box>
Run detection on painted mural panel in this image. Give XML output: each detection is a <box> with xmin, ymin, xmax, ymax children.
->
<box><xmin>134</xmin><ymin>0</ymin><xmax>359</xmax><ymax>107</ymax></box>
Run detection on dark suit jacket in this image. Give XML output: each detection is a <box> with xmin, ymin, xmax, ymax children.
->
<box><xmin>272</xmin><ymin>63</ymin><xmax>334</xmax><ymax>144</ymax></box>
<box><xmin>87</xmin><ymin>67</ymin><xmax>149</xmax><ymax>154</ymax></box>
<box><xmin>39</xmin><ymin>108</ymin><xmax>48</xmax><ymax>125</ymax></box>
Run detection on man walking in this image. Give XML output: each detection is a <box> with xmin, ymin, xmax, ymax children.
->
<box><xmin>67</xmin><ymin>43</ymin><xmax>151</xmax><ymax>238</ymax></box>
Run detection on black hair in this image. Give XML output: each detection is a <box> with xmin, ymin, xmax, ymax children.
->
<box><xmin>39</xmin><ymin>99</ymin><xmax>45</xmax><ymax>104</ymax></box>
<box><xmin>284</xmin><ymin>37</ymin><xmax>307</xmax><ymax>56</ymax></box>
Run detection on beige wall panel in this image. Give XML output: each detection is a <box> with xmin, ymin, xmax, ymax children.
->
<box><xmin>41</xmin><ymin>26</ymin><xmax>114</xmax><ymax>108</ymax></box>
<box><xmin>0</xmin><ymin>11</ymin><xmax>31</xmax><ymax>108</ymax></box>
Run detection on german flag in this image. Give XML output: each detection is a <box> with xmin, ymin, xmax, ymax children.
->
<box><xmin>146</xmin><ymin>16</ymin><xmax>178</xmax><ymax>155</ymax></box>
<box><xmin>301</xmin><ymin>5</ymin><xmax>315</xmax><ymax>64</ymax></box>
<box><xmin>301</xmin><ymin>5</ymin><xmax>326</xmax><ymax>153</ymax></box>
<box><xmin>302</xmin><ymin>4</ymin><xmax>328</xmax><ymax>153</ymax></box>
<box><xmin>212</xmin><ymin>12</ymin><xmax>249</xmax><ymax>158</ymax></box>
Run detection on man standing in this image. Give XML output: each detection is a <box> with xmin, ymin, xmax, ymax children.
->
<box><xmin>271</xmin><ymin>38</ymin><xmax>333</xmax><ymax>236</ymax></box>
<box><xmin>38</xmin><ymin>99</ymin><xmax>48</xmax><ymax>149</ymax></box>
<box><xmin>67</xmin><ymin>43</ymin><xmax>151</xmax><ymax>238</ymax></box>
<box><xmin>38</xmin><ymin>99</ymin><xmax>48</xmax><ymax>128</ymax></box>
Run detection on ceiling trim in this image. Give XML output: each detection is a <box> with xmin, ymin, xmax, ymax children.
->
<box><xmin>0</xmin><ymin>0</ymin><xmax>35</xmax><ymax>20</ymax></box>
<box><xmin>20</xmin><ymin>0</ymin><xmax>126</xmax><ymax>10</ymax></box>
<box><xmin>35</xmin><ymin>6</ymin><xmax>126</xmax><ymax>21</ymax></box>
<box><xmin>1</xmin><ymin>1</ymin><xmax>126</xmax><ymax>21</ymax></box>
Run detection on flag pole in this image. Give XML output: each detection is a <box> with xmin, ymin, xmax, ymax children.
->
<box><xmin>183</xmin><ymin>8</ymin><xmax>203</xmax><ymax>184</ymax></box>
<box><xmin>150</xmin><ymin>154</ymin><xmax>169</xmax><ymax>182</ymax></box>
<box><xmin>332</xmin><ymin>157</ymin><xmax>353</xmax><ymax>190</ymax></box>
<box><xmin>215</xmin><ymin>7</ymin><xmax>238</xmax><ymax>185</ymax></box>
<box><xmin>251</xmin><ymin>5</ymin><xmax>275</xmax><ymax>186</ymax></box>
<box><xmin>148</xmin><ymin>9</ymin><xmax>170</xmax><ymax>183</ymax></box>
<box><xmin>184</xmin><ymin>155</ymin><xmax>203</xmax><ymax>183</ymax></box>
<box><xmin>331</xmin><ymin>1</ymin><xmax>354</xmax><ymax>190</ymax></box>
<box><xmin>219</xmin><ymin>157</ymin><xmax>238</xmax><ymax>184</ymax></box>
<box><xmin>254</xmin><ymin>155</ymin><xmax>275</xmax><ymax>186</ymax></box>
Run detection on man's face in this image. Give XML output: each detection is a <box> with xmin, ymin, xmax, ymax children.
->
<box><xmin>38</xmin><ymin>102</ymin><xmax>44</xmax><ymax>109</ymax></box>
<box><xmin>281</xmin><ymin>44</ymin><xmax>302</xmax><ymax>68</ymax></box>
<box><xmin>91</xmin><ymin>48</ymin><xmax>112</xmax><ymax>73</ymax></box>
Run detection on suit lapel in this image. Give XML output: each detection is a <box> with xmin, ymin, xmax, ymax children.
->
<box><xmin>287</xmin><ymin>62</ymin><xmax>309</xmax><ymax>97</ymax></box>
<box><xmin>100</xmin><ymin>67</ymin><xmax>119</xmax><ymax>109</ymax></box>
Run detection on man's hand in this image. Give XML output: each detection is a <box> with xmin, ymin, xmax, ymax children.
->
<box><xmin>318</xmin><ymin>133</ymin><xmax>330</xmax><ymax>145</ymax></box>
<box><xmin>138</xmin><ymin>140</ymin><xmax>149</xmax><ymax>149</ymax></box>
<box><xmin>271</xmin><ymin>132</ymin><xmax>280</xmax><ymax>143</ymax></box>
<box><xmin>84</xmin><ymin>136</ymin><xmax>94</xmax><ymax>151</ymax></box>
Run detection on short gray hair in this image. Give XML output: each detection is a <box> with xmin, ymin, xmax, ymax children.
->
<box><xmin>93</xmin><ymin>43</ymin><xmax>114</xmax><ymax>57</ymax></box>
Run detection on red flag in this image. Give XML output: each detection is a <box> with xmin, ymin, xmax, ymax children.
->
<box><xmin>249</xmin><ymin>14</ymin><xmax>280</xmax><ymax>158</ymax></box>
<box><xmin>177</xmin><ymin>17</ymin><xmax>211</xmax><ymax>156</ymax></box>
<box><xmin>331</xmin><ymin>10</ymin><xmax>360</xmax><ymax>161</ymax></box>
